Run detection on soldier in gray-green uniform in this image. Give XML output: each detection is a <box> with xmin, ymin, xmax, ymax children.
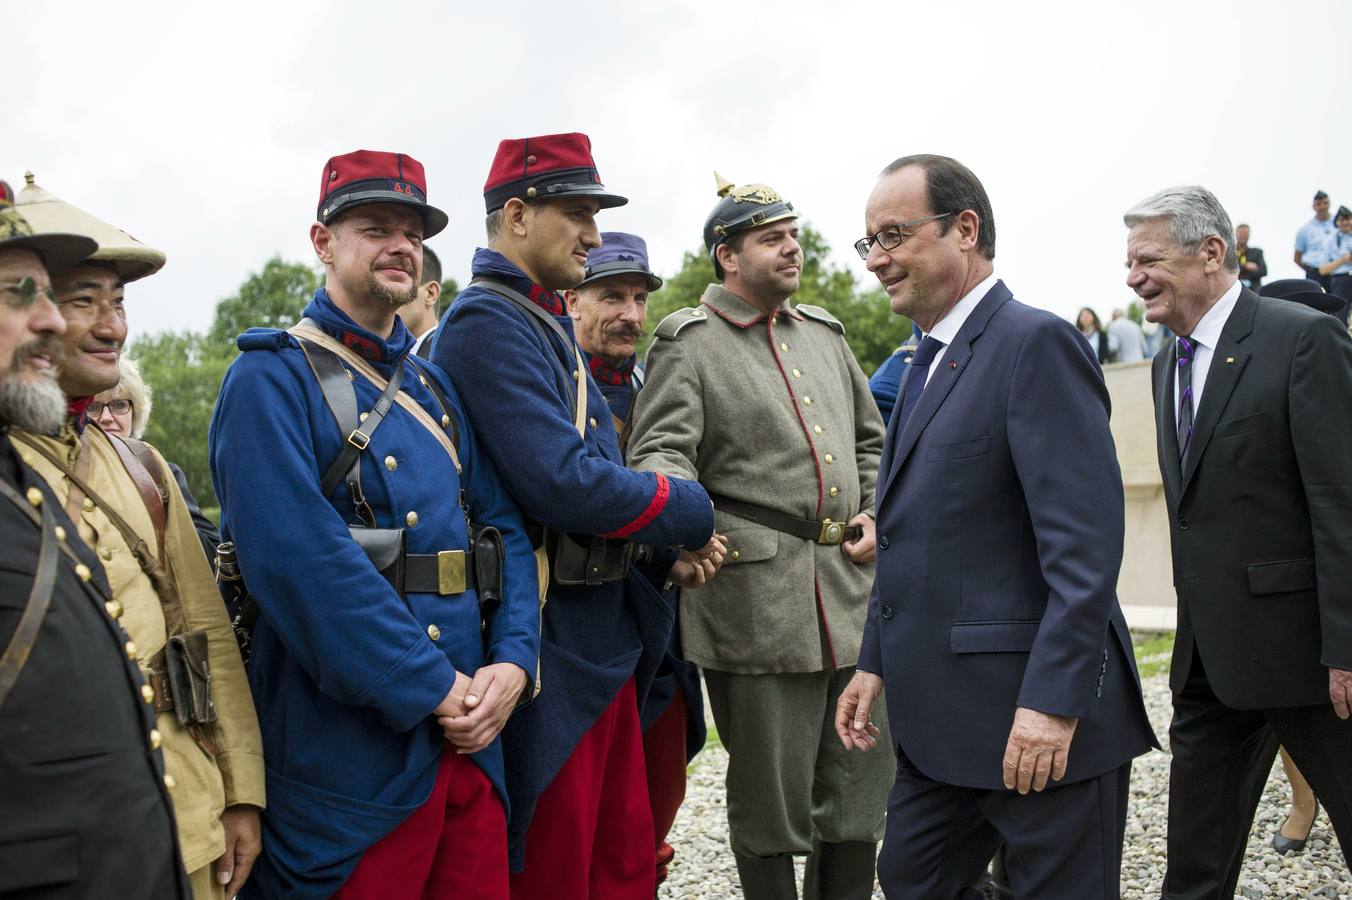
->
<box><xmin>627</xmin><ymin>175</ymin><xmax>893</xmax><ymax>900</ymax></box>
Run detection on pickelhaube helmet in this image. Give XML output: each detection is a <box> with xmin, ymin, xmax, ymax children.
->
<box><xmin>703</xmin><ymin>172</ymin><xmax>797</xmax><ymax>279</ymax></box>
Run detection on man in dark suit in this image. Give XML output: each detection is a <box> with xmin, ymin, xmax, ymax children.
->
<box><xmin>835</xmin><ymin>154</ymin><xmax>1156</xmax><ymax>899</ymax></box>
<box><xmin>1235</xmin><ymin>223</ymin><xmax>1266</xmax><ymax>290</ymax></box>
<box><xmin>1125</xmin><ymin>185</ymin><xmax>1352</xmax><ymax>895</ymax></box>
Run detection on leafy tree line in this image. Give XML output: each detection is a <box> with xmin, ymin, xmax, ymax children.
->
<box><xmin>132</xmin><ymin>226</ymin><xmax>906</xmax><ymax>510</ymax></box>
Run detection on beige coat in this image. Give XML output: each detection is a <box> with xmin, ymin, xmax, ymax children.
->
<box><xmin>628</xmin><ymin>284</ymin><xmax>885</xmax><ymax>674</ymax></box>
<box><xmin>16</xmin><ymin>426</ymin><xmax>264</xmax><ymax>876</ymax></box>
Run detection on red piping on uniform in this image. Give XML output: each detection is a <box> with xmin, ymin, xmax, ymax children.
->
<box><xmin>766</xmin><ymin>317</ymin><xmax>824</xmax><ymax>516</ymax></box>
<box><xmin>601</xmin><ymin>473</ymin><xmax>670</xmax><ymax>539</ymax></box>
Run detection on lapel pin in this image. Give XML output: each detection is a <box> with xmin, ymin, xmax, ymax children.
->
<box><xmin>949</xmin><ymin>360</ymin><xmax>957</xmax><ymax>368</ymax></box>
<box><xmin>1226</xmin><ymin>357</ymin><xmax>1235</xmax><ymax>364</ymax></box>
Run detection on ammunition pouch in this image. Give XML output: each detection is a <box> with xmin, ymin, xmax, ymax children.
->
<box><xmin>547</xmin><ymin>531</ymin><xmax>650</xmax><ymax>586</ymax></box>
<box><xmin>163</xmin><ymin>629</ymin><xmax>218</xmax><ymax>727</ymax></box>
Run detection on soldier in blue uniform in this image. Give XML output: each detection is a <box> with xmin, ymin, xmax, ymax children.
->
<box><xmin>209</xmin><ymin>150</ymin><xmax>540</xmax><ymax>900</ymax></box>
<box><xmin>563</xmin><ymin>232</ymin><xmax>708</xmax><ymax>891</ymax></box>
<box><xmin>433</xmin><ymin>132</ymin><xmax>722</xmax><ymax>900</ymax></box>
<box><xmin>867</xmin><ymin>323</ymin><xmax>921</xmax><ymax>425</ymax></box>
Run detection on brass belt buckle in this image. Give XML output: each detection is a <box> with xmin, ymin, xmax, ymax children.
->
<box><xmin>818</xmin><ymin>520</ymin><xmax>844</xmax><ymax>545</ymax></box>
<box><xmin>437</xmin><ymin>550</ymin><xmax>467</xmax><ymax>595</ymax></box>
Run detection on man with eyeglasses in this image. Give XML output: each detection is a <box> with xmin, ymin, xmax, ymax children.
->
<box><xmin>834</xmin><ymin>155</ymin><xmax>1156</xmax><ymax>899</ymax></box>
<box><xmin>15</xmin><ymin>175</ymin><xmax>265</xmax><ymax>900</ymax></box>
<box><xmin>627</xmin><ymin>174</ymin><xmax>891</xmax><ymax>900</ymax></box>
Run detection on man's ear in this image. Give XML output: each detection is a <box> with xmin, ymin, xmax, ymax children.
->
<box><xmin>563</xmin><ymin>289</ymin><xmax>583</xmax><ymax>322</ymax></box>
<box><xmin>424</xmin><ymin>279</ymin><xmax>441</xmax><ymax>312</ymax></box>
<box><xmin>955</xmin><ymin>210</ymin><xmax>982</xmax><ymax>252</ymax></box>
<box><xmin>311</xmin><ymin>222</ymin><xmax>336</xmax><ymax>265</ymax></box>
<box><xmin>503</xmin><ymin>198</ymin><xmax>531</xmax><ymax>237</ymax></box>
<box><xmin>715</xmin><ymin>242</ymin><xmax>738</xmax><ymax>277</ymax></box>
<box><xmin>1201</xmin><ymin>234</ymin><xmax>1227</xmax><ymax>273</ymax></box>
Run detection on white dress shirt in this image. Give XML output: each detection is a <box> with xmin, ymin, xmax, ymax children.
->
<box><xmin>1174</xmin><ymin>280</ymin><xmax>1242</xmax><ymax>423</ymax></box>
<box><xmin>921</xmin><ymin>271</ymin><xmax>1000</xmax><ymax>386</ymax></box>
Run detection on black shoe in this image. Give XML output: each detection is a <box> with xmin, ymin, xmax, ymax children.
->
<box><xmin>984</xmin><ymin>845</ymin><xmax>1014</xmax><ymax>899</ymax></box>
<box><xmin>734</xmin><ymin>853</ymin><xmax>797</xmax><ymax>900</ymax></box>
<box><xmin>1273</xmin><ymin>798</ymin><xmax>1320</xmax><ymax>853</ymax></box>
<box><xmin>802</xmin><ymin>840</ymin><xmax>877</xmax><ymax>900</ymax></box>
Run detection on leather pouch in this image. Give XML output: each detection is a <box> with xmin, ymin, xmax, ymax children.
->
<box><xmin>549</xmin><ymin>531</ymin><xmax>629</xmax><ymax>585</ymax></box>
<box><xmin>166</xmin><ymin>629</ymin><xmax>218</xmax><ymax>726</ymax></box>
<box><xmin>470</xmin><ymin>525</ymin><xmax>505</xmax><ymax>647</ymax></box>
<box><xmin>349</xmin><ymin>527</ymin><xmax>406</xmax><ymax>591</ymax></box>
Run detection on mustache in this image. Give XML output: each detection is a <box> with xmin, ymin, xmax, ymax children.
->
<box><xmin>13</xmin><ymin>335</ymin><xmax>64</xmax><ymax>369</ymax></box>
<box><xmin>606</xmin><ymin>325</ymin><xmax>647</xmax><ymax>340</ymax></box>
<box><xmin>372</xmin><ymin>257</ymin><xmax>415</xmax><ymax>276</ymax></box>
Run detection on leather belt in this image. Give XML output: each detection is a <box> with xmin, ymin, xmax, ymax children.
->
<box><xmin>404</xmin><ymin>550</ymin><xmax>479</xmax><ymax>596</ymax></box>
<box><xmin>709</xmin><ymin>494</ymin><xmax>863</xmax><ymax>546</ymax></box>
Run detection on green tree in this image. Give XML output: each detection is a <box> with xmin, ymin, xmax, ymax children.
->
<box><xmin>1127</xmin><ymin>300</ymin><xmax>1144</xmax><ymax>325</ymax></box>
<box><xmin>207</xmin><ymin>256</ymin><xmax>318</xmax><ymax>346</ymax></box>
<box><xmin>639</xmin><ymin>224</ymin><xmax>911</xmax><ymax>375</ymax></box>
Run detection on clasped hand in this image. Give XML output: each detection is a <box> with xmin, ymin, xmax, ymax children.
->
<box><xmin>669</xmin><ymin>533</ymin><xmax>728</xmax><ymax>588</ymax></box>
<box><xmin>436</xmin><ymin>663</ymin><xmax>529</xmax><ymax>753</ymax></box>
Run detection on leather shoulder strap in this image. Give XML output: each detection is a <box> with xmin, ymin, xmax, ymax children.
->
<box><xmin>0</xmin><ymin>479</ymin><xmax>59</xmax><ymax>712</ymax></box>
<box><xmin>103</xmin><ymin>430</ymin><xmax>168</xmax><ymax>566</ymax></box>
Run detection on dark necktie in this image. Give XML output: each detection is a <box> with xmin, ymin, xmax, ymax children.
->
<box><xmin>893</xmin><ymin>335</ymin><xmax>945</xmax><ymax>435</ymax></box>
<box><xmin>1176</xmin><ymin>336</ymin><xmax>1195</xmax><ymax>458</ymax></box>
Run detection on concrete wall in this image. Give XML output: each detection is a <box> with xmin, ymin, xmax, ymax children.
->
<box><xmin>1103</xmin><ymin>359</ymin><xmax>1177</xmax><ymax>630</ymax></box>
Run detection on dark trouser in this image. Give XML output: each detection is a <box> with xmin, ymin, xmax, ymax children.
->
<box><xmin>1330</xmin><ymin>275</ymin><xmax>1352</xmax><ymax>327</ymax></box>
<box><xmin>1304</xmin><ymin>266</ymin><xmax>1333</xmax><ymax>292</ymax></box>
<box><xmin>876</xmin><ymin>746</ymin><xmax>1130</xmax><ymax>900</ymax></box>
<box><xmin>1163</xmin><ymin>651</ymin><xmax>1352</xmax><ymax>898</ymax></box>
<box><xmin>642</xmin><ymin>690</ymin><xmax>688</xmax><ymax>887</ymax></box>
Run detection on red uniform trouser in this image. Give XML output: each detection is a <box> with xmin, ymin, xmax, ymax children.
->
<box><xmin>510</xmin><ymin>678</ymin><xmax>654</xmax><ymax>900</ymax></box>
<box><xmin>643</xmin><ymin>690</ymin><xmax>689</xmax><ymax>885</ymax></box>
<box><xmin>336</xmin><ymin>745</ymin><xmax>508</xmax><ymax>900</ymax></box>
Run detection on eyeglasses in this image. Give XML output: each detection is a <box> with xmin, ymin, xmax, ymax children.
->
<box><xmin>0</xmin><ymin>276</ymin><xmax>58</xmax><ymax>308</ymax></box>
<box><xmin>88</xmin><ymin>399</ymin><xmax>133</xmax><ymax>417</ymax></box>
<box><xmin>854</xmin><ymin>212</ymin><xmax>954</xmax><ymax>260</ymax></box>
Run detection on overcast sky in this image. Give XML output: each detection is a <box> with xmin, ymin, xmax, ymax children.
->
<box><xmin>8</xmin><ymin>1</ymin><xmax>1349</xmax><ymax>345</ymax></box>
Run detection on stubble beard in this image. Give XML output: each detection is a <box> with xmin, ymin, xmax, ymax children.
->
<box><xmin>365</xmin><ymin>271</ymin><xmax>418</xmax><ymax>310</ymax></box>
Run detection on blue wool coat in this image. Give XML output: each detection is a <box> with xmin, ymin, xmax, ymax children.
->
<box><xmin>433</xmin><ymin>250</ymin><xmax>714</xmax><ymax>867</ymax></box>
<box><xmin>209</xmin><ymin>291</ymin><xmax>539</xmax><ymax>899</ymax></box>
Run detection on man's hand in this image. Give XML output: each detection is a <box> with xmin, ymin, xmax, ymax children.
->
<box><xmin>834</xmin><ymin>671</ymin><xmax>884</xmax><ymax>751</ymax></box>
<box><xmin>669</xmin><ymin>534</ymin><xmax>727</xmax><ymax>589</ymax></box>
<box><xmin>1331</xmin><ymin>668</ymin><xmax>1352</xmax><ymax>719</ymax></box>
<box><xmin>841</xmin><ymin>514</ymin><xmax>876</xmax><ymax>564</ymax></box>
<box><xmin>1002</xmin><ymin>707</ymin><xmax>1078</xmax><ymax>794</ymax></box>
<box><xmin>438</xmin><ymin>663</ymin><xmax>529</xmax><ymax>753</ymax></box>
<box><xmin>217</xmin><ymin>803</ymin><xmax>262</xmax><ymax>898</ymax></box>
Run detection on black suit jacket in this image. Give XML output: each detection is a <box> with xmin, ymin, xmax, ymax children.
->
<box><xmin>1152</xmin><ymin>288</ymin><xmax>1352</xmax><ymax>708</ymax></box>
<box><xmin>1238</xmin><ymin>245</ymin><xmax>1266</xmax><ymax>288</ymax></box>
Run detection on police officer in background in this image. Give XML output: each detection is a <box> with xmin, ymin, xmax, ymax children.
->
<box><xmin>627</xmin><ymin>175</ymin><xmax>893</xmax><ymax>900</ymax></box>
<box><xmin>0</xmin><ymin>182</ymin><xmax>187</xmax><ymax>899</ymax></box>
<box><xmin>563</xmin><ymin>232</ymin><xmax>708</xmax><ymax>891</ymax></box>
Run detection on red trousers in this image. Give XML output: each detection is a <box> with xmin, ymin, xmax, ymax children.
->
<box><xmin>336</xmin><ymin>745</ymin><xmax>508</xmax><ymax>900</ymax></box>
<box><xmin>510</xmin><ymin>678</ymin><xmax>655</xmax><ymax>900</ymax></box>
<box><xmin>643</xmin><ymin>691</ymin><xmax>689</xmax><ymax>885</ymax></box>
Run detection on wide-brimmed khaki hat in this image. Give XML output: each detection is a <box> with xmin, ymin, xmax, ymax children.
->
<box><xmin>0</xmin><ymin>180</ymin><xmax>97</xmax><ymax>274</ymax></box>
<box><xmin>16</xmin><ymin>171</ymin><xmax>165</xmax><ymax>282</ymax></box>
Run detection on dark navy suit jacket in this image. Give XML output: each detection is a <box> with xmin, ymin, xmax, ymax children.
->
<box><xmin>858</xmin><ymin>280</ymin><xmax>1157</xmax><ymax>790</ymax></box>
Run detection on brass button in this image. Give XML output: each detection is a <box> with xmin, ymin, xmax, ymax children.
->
<box><xmin>359</xmin><ymin>411</ymin><xmax>369</xmax><ymax>422</ymax></box>
<box><xmin>99</xmin><ymin>546</ymin><xmax>112</xmax><ymax>560</ymax></box>
<box><xmin>141</xmin><ymin>684</ymin><xmax>155</xmax><ymax>704</ymax></box>
<box><xmin>803</xmin><ymin>396</ymin><xmax>812</xmax><ymax>405</ymax></box>
<box><xmin>440</xmin><ymin>414</ymin><xmax>450</xmax><ymax>429</ymax></box>
<box><xmin>406</xmin><ymin>511</ymin><xmax>419</xmax><ymax>528</ymax></box>
<box><xmin>824</xmin><ymin>454</ymin><xmax>834</xmax><ymax>464</ymax></box>
<box><xmin>427</xmin><ymin>623</ymin><xmax>441</xmax><ymax>641</ymax></box>
<box><xmin>83</xmin><ymin>497</ymin><xmax>95</xmax><ymax>511</ymax></box>
<box><xmin>124</xmin><ymin>640</ymin><xmax>138</xmax><ymax>659</ymax></box>
<box><xmin>346</xmin><ymin>369</ymin><xmax>355</xmax><ymax>380</ymax></box>
<box><xmin>589</xmin><ymin>417</ymin><xmax>599</xmax><ymax>428</ymax></box>
<box><xmin>384</xmin><ymin>455</ymin><xmax>398</xmax><ymax>471</ymax></box>
<box><xmin>792</xmin><ymin>368</ymin><xmax>802</xmax><ymax>378</ymax></box>
<box><xmin>730</xmin><ymin>549</ymin><xmax>740</xmax><ymax>561</ymax></box>
<box><xmin>829</xmin><ymin>486</ymin><xmax>840</xmax><ymax>497</ymax></box>
<box><xmin>105</xmin><ymin>600</ymin><xmax>123</xmax><ymax>619</ymax></box>
<box><xmin>25</xmin><ymin>486</ymin><xmax>42</xmax><ymax>507</ymax></box>
<box><xmin>149</xmin><ymin>728</ymin><xmax>162</xmax><ymax>749</ymax></box>
<box><xmin>163</xmin><ymin>774</ymin><xmax>176</xmax><ymax>789</ymax></box>
<box><xmin>418</xmin><ymin>373</ymin><xmax>428</xmax><ymax>386</ymax></box>
<box><xmin>780</xmin><ymin>342</ymin><xmax>789</xmax><ymax>352</ymax></box>
<box><xmin>692</xmin><ymin>309</ymin><xmax>705</xmax><ymax>317</ymax></box>
<box><xmin>814</xmin><ymin>425</ymin><xmax>823</xmax><ymax>435</ymax></box>
<box><xmin>75</xmin><ymin>563</ymin><xmax>92</xmax><ymax>582</ymax></box>
<box><xmin>53</xmin><ymin>525</ymin><xmax>66</xmax><ymax>541</ymax></box>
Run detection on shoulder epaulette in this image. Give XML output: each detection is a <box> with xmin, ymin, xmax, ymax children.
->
<box><xmin>796</xmin><ymin>304</ymin><xmax>845</xmax><ymax>335</ymax></box>
<box><xmin>236</xmin><ymin>328</ymin><xmax>294</xmax><ymax>353</ymax></box>
<box><xmin>654</xmin><ymin>306</ymin><xmax>711</xmax><ymax>340</ymax></box>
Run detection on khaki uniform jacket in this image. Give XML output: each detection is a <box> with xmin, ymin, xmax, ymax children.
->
<box><xmin>16</xmin><ymin>426</ymin><xmax>264</xmax><ymax>875</ymax></box>
<box><xmin>628</xmin><ymin>285</ymin><xmax>885</xmax><ymax>674</ymax></box>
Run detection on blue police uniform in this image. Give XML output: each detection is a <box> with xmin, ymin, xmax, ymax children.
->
<box><xmin>434</xmin><ymin>249</ymin><xmax>714</xmax><ymax>869</ymax></box>
<box><xmin>209</xmin><ymin>290</ymin><xmax>539</xmax><ymax>898</ymax></box>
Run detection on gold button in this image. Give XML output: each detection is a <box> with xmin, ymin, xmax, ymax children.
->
<box><xmin>105</xmin><ymin>600</ymin><xmax>123</xmax><ymax>619</ymax></box>
<box><xmin>825</xmin><ymin>454</ymin><xmax>834</xmax><ymax>464</ymax></box>
<box><xmin>792</xmin><ymin>368</ymin><xmax>802</xmax><ymax>378</ymax></box>
<box><xmin>440</xmin><ymin>414</ymin><xmax>450</xmax><ymax>428</ymax></box>
<box><xmin>75</xmin><ymin>564</ymin><xmax>92</xmax><ymax>582</ymax></box>
<box><xmin>803</xmin><ymin>396</ymin><xmax>812</xmax><ymax>405</ymax></box>
<box><xmin>692</xmin><ymin>309</ymin><xmax>705</xmax><ymax>317</ymax></box>
<box><xmin>418</xmin><ymin>374</ymin><xmax>428</xmax><ymax>386</ymax></box>
<box><xmin>406</xmin><ymin>511</ymin><xmax>419</xmax><ymax>528</ymax></box>
<box><xmin>346</xmin><ymin>369</ymin><xmax>355</xmax><ymax>381</ymax></box>
<box><xmin>83</xmin><ymin>497</ymin><xmax>95</xmax><ymax>511</ymax></box>
<box><xmin>141</xmin><ymin>684</ymin><xmax>155</xmax><ymax>704</ymax></box>
<box><xmin>99</xmin><ymin>546</ymin><xmax>112</xmax><ymax>560</ymax></box>
<box><xmin>589</xmin><ymin>417</ymin><xmax>599</xmax><ymax>428</ymax></box>
<box><xmin>730</xmin><ymin>550</ymin><xmax>740</xmax><ymax>560</ymax></box>
<box><xmin>163</xmin><ymin>773</ymin><xmax>176</xmax><ymax>789</ymax></box>
<box><xmin>124</xmin><ymin>640</ymin><xmax>138</xmax><ymax>659</ymax></box>
<box><xmin>149</xmin><ymin>729</ymin><xmax>162</xmax><ymax>749</ymax></box>
<box><xmin>780</xmin><ymin>342</ymin><xmax>789</xmax><ymax>352</ymax></box>
<box><xmin>53</xmin><ymin>525</ymin><xmax>66</xmax><ymax>541</ymax></box>
<box><xmin>25</xmin><ymin>487</ymin><xmax>42</xmax><ymax>507</ymax></box>
<box><xmin>359</xmin><ymin>411</ymin><xmax>369</xmax><ymax>422</ymax></box>
<box><xmin>813</xmin><ymin>425</ymin><xmax>823</xmax><ymax>435</ymax></box>
<box><xmin>829</xmin><ymin>486</ymin><xmax>839</xmax><ymax>497</ymax></box>
<box><xmin>384</xmin><ymin>455</ymin><xmax>398</xmax><ymax>471</ymax></box>
<box><xmin>427</xmin><ymin>624</ymin><xmax>441</xmax><ymax>641</ymax></box>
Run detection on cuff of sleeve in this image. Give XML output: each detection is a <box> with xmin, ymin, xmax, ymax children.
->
<box><xmin>215</xmin><ymin>750</ymin><xmax>268</xmax><ymax>810</ymax></box>
<box><xmin>354</xmin><ymin>639</ymin><xmax>460</xmax><ymax>732</ymax></box>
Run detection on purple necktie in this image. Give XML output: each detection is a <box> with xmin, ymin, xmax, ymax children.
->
<box><xmin>1177</xmin><ymin>336</ymin><xmax>1195</xmax><ymax>459</ymax></box>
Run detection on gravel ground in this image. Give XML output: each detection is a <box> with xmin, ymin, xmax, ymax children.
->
<box><xmin>662</xmin><ymin>672</ymin><xmax>1349</xmax><ymax>899</ymax></box>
